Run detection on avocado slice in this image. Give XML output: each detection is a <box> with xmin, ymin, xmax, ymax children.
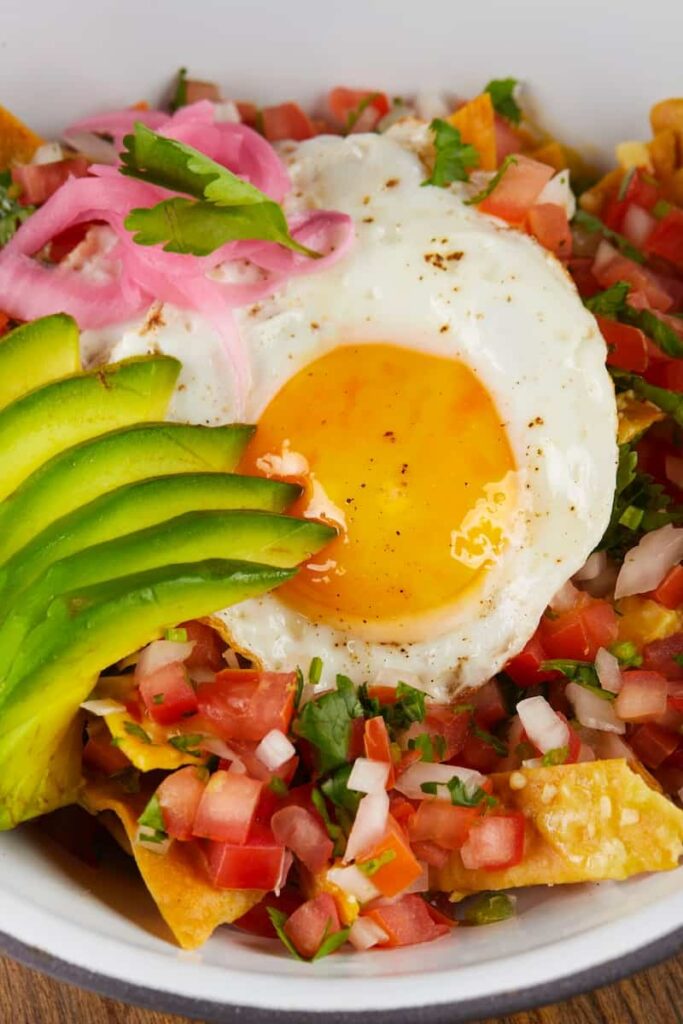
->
<box><xmin>0</xmin><ymin>510</ymin><xmax>333</xmax><ymax>682</ymax></box>
<box><xmin>0</xmin><ymin>422</ymin><xmax>254</xmax><ymax>564</ymax></box>
<box><xmin>0</xmin><ymin>473</ymin><xmax>301</xmax><ymax>610</ymax></box>
<box><xmin>0</xmin><ymin>314</ymin><xmax>80</xmax><ymax>410</ymax></box>
<box><xmin>0</xmin><ymin>559</ymin><xmax>294</xmax><ymax>829</ymax></box>
<box><xmin>0</xmin><ymin>354</ymin><xmax>180</xmax><ymax>501</ymax></box>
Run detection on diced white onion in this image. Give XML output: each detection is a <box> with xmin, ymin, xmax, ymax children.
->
<box><xmin>343</xmin><ymin>790</ymin><xmax>389</xmax><ymax>864</ymax></box>
<box><xmin>79</xmin><ymin>698</ymin><xmax>126</xmax><ymax>717</ymax></box>
<box><xmin>348</xmin><ymin>916</ymin><xmax>389</xmax><ymax>951</ymax></box>
<box><xmin>537</xmin><ymin>170</ymin><xmax>576</xmax><ymax>219</ymax></box>
<box><xmin>517</xmin><ymin>696</ymin><xmax>569</xmax><ymax>754</ymax></box>
<box><xmin>136</xmin><ymin>639</ymin><xmax>195</xmax><ymax>678</ymax></box>
<box><xmin>327</xmin><ymin>865</ymin><xmax>380</xmax><ymax>904</ymax></box>
<box><xmin>394</xmin><ymin>762</ymin><xmax>486</xmax><ymax>802</ymax></box>
<box><xmin>377</xmin><ymin>102</ymin><xmax>415</xmax><ymax>132</ymax></box>
<box><xmin>223</xmin><ymin>646</ymin><xmax>240</xmax><ymax>669</ymax></box>
<box><xmin>593</xmin><ymin>239</ymin><xmax>618</xmax><ymax>275</ymax></box>
<box><xmin>404</xmin><ymin>861</ymin><xmax>430</xmax><ymax>893</ymax></box>
<box><xmin>135</xmin><ymin>826</ymin><xmax>172</xmax><ymax>855</ymax></box>
<box><xmin>212</xmin><ymin>100</ymin><xmax>240</xmax><ymax>123</ymax></box>
<box><xmin>347</xmin><ymin>758</ymin><xmax>389</xmax><ymax>794</ymax></box>
<box><xmin>188</xmin><ymin>667</ymin><xmax>215</xmax><ymax>684</ymax></box>
<box><xmin>414</xmin><ymin>91</ymin><xmax>449</xmax><ymax>121</ymax></box>
<box><xmin>549</xmin><ymin>580</ymin><xmax>581</xmax><ymax>613</ymax></box>
<box><xmin>200</xmin><ymin>737</ymin><xmax>246</xmax><ymax>773</ymax></box>
<box><xmin>622</xmin><ymin>204</ymin><xmax>656</xmax><ymax>247</ymax></box>
<box><xmin>274</xmin><ymin>850</ymin><xmax>293</xmax><ymax>897</ymax></box>
<box><xmin>665</xmin><ymin>455</ymin><xmax>683</xmax><ymax>491</ymax></box>
<box><xmin>32</xmin><ymin>141</ymin><xmax>64</xmax><ymax>165</ymax></box>
<box><xmin>566</xmin><ymin>682</ymin><xmax>626</xmax><ymax>734</ymax></box>
<box><xmin>573</xmin><ymin>551</ymin><xmax>607</xmax><ymax>582</ymax></box>
<box><xmin>595</xmin><ymin>647</ymin><xmax>623</xmax><ymax>694</ymax></box>
<box><xmin>614</xmin><ymin>524</ymin><xmax>683</xmax><ymax>599</ymax></box>
<box><xmin>63</xmin><ymin>131</ymin><xmax>117</xmax><ymax>164</ymax></box>
<box><xmin>255</xmin><ymin>729</ymin><xmax>296</xmax><ymax>771</ymax></box>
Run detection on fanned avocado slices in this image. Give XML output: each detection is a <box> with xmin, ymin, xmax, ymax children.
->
<box><xmin>0</xmin><ymin>559</ymin><xmax>295</xmax><ymax>830</ymax></box>
<box><xmin>0</xmin><ymin>354</ymin><xmax>181</xmax><ymax>501</ymax></box>
<box><xmin>0</xmin><ymin>510</ymin><xmax>334</xmax><ymax>683</ymax></box>
<box><xmin>0</xmin><ymin>422</ymin><xmax>255</xmax><ymax>564</ymax></box>
<box><xmin>0</xmin><ymin>314</ymin><xmax>80</xmax><ymax>410</ymax></box>
<box><xmin>0</xmin><ymin>473</ymin><xmax>301</xmax><ymax>613</ymax></box>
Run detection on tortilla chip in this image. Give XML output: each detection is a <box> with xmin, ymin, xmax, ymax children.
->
<box><xmin>0</xmin><ymin>105</ymin><xmax>42</xmax><ymax>168</ymax></box>
<box><xmin>434</xmin><ymin>759</ymin><xmax>683</xmax><ymax>895</ymax></box>
<box><xmin>617</xmin><ymin>392</ymin><xmax>665</xmax><ymax>444</ymax></box>
<box><xmin>616</xmin><ymin>595</ymin><xmax>683</xmax><ymax>647</ymax></box>
<box><xmin>447</xmin><ymin>93</ymin><xmax>497</xmax><ymax>172</ymax></box>
<box><xmin>81</xmin><ymin>779</ymin><xmax>262</xmax><ymax>949</ymax></box>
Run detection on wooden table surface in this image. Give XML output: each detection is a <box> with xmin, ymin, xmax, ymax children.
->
<box><xmin>1</xmin><ymin>950</ymin><xmax>681</xmax><ymax>1024</ymax></box>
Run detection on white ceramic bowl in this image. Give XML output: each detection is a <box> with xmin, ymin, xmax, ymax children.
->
<box><xmin>0</xmin><ymin>1</ymin><xmax>681</xmax><ymax>1018</ymax></box>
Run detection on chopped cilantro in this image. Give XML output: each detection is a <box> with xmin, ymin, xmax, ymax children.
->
<box><xmin>164</xmin><ymin>627</ymin><xmax>188</xmax><ymax>642</ymax></box>
<box><xmin>170</xmin><ymin>67</ymin><xmax>188</xmax><ymax>112</ymax></box>
<box><xmin>484</xmin><ymin>78</ymin><xmax>522</xmax><ymax>124</ymax></box>
<box><xmin>613</xmin><ymin>371</ymin><xmax>683</xmax><ymax>429</ymax></box>
<box><xmin>541</xmin><ymin>659</ymin><xmax>615</xmax><ymax>701</ymax></box>
<box><xmin>320</xmin><ymin>763</ymin><xmax>362</xmax><ymax>815</ymax></box>
<box><xmin>123</xmin><ymin>721</ymin><xmax>151</xmax><ymax>744</ymax></box>
<box><xmin>266</xmin><ymin>907</ymin><xmax>303</xmax><ymax>960</ymax></box>
<box><xmin>345</xmin><ymin>92</ymin><xmax>382</xmax><ymax>133</ymax></box>
<box><xmin>471</xmin><ymin>724</ymin><xmax>508</xmax><ymax>757</ymax></box>
<box><xmin>121</xmin><ymin>124</ymin><xmax>318</xmax><ymax>258</ymax></box>
<box><xmin>294</xmin><ymin>666</ymin><xmax>304</xmax><ymax>709</ymax></box>
<box><xmin>385</xmin><ymin>681</ymin><xmax>427</xmax><ymax>732</ymax></box>
<box><xmin>652</xmin><ymin>199</ymin><xmax>672</xmax><ymax>219</ymax></box>
<box><xmin>138</xmin><ymin>793</ymin><xmax>165</xmax><ymax>833</ymax></box>
<box><xmin>268</xmin><ymin>776</ymin><xmax>289</xmax><ymax>797</ymax></box>
<box><xmin>308</xmin><ymin>656</ymin><xmax>323</xmax><ymax>685</ymax></box>
<box><xmin>311</xmin><ymin>787</ymin><xmax>344</xmax><ymax>854</ymax></box>
<box><xmin>585</xmin><ymin>281</ymin><xmax>631</xmax><ymax>318</ymax></box>
<box><xmin>463</xmin><ymin>892</ymin><xmax>516</xmax><ymax>925</ymax></box>
<box><xmin>421</xmin><ymin>776</ymin><xmax>495</xmax><ymax>808</ymax></box>
<box><xmin>573</xmin><ymin>209</ymin><xmax>646</xmax><ymax>264</ymax></box>
<box><xmin>587</xmin><ymin>282</ymin><xmax>683</xmax><ymax>358</ymax></box>
<box><xmin>408</xmin><ymin>732</ymin><xmax>446</xmax><ymax>762</ymax></box>
<box><xmin>152</xmin><ymin>693</ymin><xmax>165</xmax><ymax>705</ymax></box>
<box><xmin>422</xmin><ymin>119</ymin><xmax>479</xmax><ymax>188</ymax></box>
<box><xmin>617</xmin><ymin>166</ymin><xmax>636</xmax><ymax>202</ymax></box>
<box><xmin>541</xmin><ymin>746</ymin><xmax>569</xmax><ymax>767</ymax></box>
<box><xmin>610</xmin><ymin>641</ymin><xmax>643</xmax><ymax>668</ymax></box>
<box><xmin>357</xmin><ymin>849</ymin><xmax>396</xmax><ymax>876</ymax></box>
<box><xmin>294</xmin><ymin>676</ymin><xmax>363</xmax><ymax>774</ymax></box>
<box><xmin>464</xmin><ymin>155</ymin><xmax>518</xmax><ymax>206</ymax></box>
<box><xmin>312</xmin><ymin>923</ymin><xmax>350</xmax><ymax>961</ymax></box>
<box><xmin>168</xmin><ymin>733</ymin><xmax>204</xmax><ymax>756</ymax></box>
<box><xmin>0</xmin><ymin>170</ymin><xmax>34</xmax><ymax>247</ymax></box>
<box><xmin>267</xmin><ymin>906</ymin><xmax>349</xmax><ymax>961</ymax></box>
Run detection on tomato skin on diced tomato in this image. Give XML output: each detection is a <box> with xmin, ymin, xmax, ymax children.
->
<box><xmin>284</xmin><ymin>893</ymin><xmax>341</xmax><ymax>959</ymax></box>
<box><xmin>408</xmin><ymin>799</ymin><xmax>479</xmax><ymax>851</ymax></box>
<box><xmin>203</xmin><ymin>825</ymin><xmax>286</xmax><ymax>890</ymax></box>
<box><xmin>460</xmin><ymin>812</ymin><xmax>526</xmax><ymax>871</ymax></box>
<box><xmin>197</xmin><ymin>669</ymin><xmax>296</xmax><ymax>742</ymax></box>
<box><xmin>595</xmin><ymin>315</ymin><xmax>649</xmax><ymax>374</ymax></box>
<box><xmin>628</xmin><ymin>723</ymin><xmax>680</xmax><ymax>769</ymax></box>
<box><xmin>651</xmin><ymin>564</ymin><xmax>683</xmax><ymax>609</ymax></box>
<box><xmin>472</xmin><ymin>680</ymin><xmax>508</xmax><ymax>730</ymax></box>
<box><xmin>156</xmin><ymin>766</ymin><xmax>206</xmax><ymax>841</ymax></box>
<box><xmin>505</xmin><ymin>633</ymin><xmax>559</xmax><ymax>687</ymax></box>
<box><xmin>261</xmin><ymin>103</ymin><xmax>315</xmax><ymax>142</ymax></box>
<box><xmin>527</xmin><ymin>203</ymin><xmax>572</xmax><ymax>258</ymax></box>
<box><xmin>366</xmin><ymin>894</ymin><xmax>450</xmax><ymax>948</ymax></box>
<box><xmin>478</xmin><ymin>156</ymin><xmax>554</xmax><ymax>226</ymax></box>
<box><xmin>139</xmin><ymin>662</ymin><xmax>198</xmax><ymax>725</ymax></box>
<box><xmin>180</xmin><ymin>620</ymin><xmax>226</xmax><ymax>672</ymax></box>
<box><xmin>192</xmin><ymin>770</ymin><xmax>263</xmax><ymax>844</ymax></box>
<box><xmin>539</xmin><ymin>596</ymin><xmax>618</xmax><ymax>662</ymax></box>
<box><xmin>645</xmin><ymin>207</ymin><xmax>683</xmax><ymax>270</ymax></box>
<box><xmin>363</xmin><ymin>716</ymin><xmax>395</xmax><ymax>787</ymax></box>
<box><xmin>271</xmin><ymin>805</ymin><xmax>334</xmax><ymax>874</ymax></box>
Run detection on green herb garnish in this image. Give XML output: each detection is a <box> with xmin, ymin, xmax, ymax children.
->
<box><xmin>357</xmin><ymin>849</ymin><xmax>396</xmax><ymax>876</ymax></box>
<box><xmin>294</xmin><ymin>675</ymin><xmax>363</xmax><ymax>774</ymax></box>
<box><xmin>345</xmin><ymin>92</ymin><xmax>382</xmax><ymax>133</ymax></box>
<box><xmin>170</xmin><ymin>67</ymin><xmax>188</xmax><ymax>112</ymax></box>
<box><xmin>541</xmin><ymin>659</ymin><xmax>615</xmax><ymax>700</ymax></box>
<box><xmin>421</xmin><ymin>776</ymin><xmax>495</xmax><ymax>808</ymax></box>
<box><xmin>168</xmin><ymin>733</ymin><xmax>204</xmax><ymax>756</ymax></box>
<box><xmin>408</xmin><ymin>732</ymin><xmax>446</xmax><ymax>763</ymax></box>
<box><xmin>123</xmin><ymin>721</ymin><xmax>151</xmax><ymax>744</ymax></box>
<box><xmin>423</xmin><ymin>119</ymin><xmax>479</xmax><ymax>188</ymax></box>
<box><xmin>122</xmin><ymin>124</ymin><xmax>318</xmax><ymax>258</ymax></box>
<box><xmin>136</xmin><ymin>793</ymin><xmax>168</xmax><ymax>846</ymax></box>
<box><xmin>471</xmin><ymin>724</ymin><xmax>508</xmax><ymax>757</ymax></box>
<box><xmin>164</xmin><ymin>626</ymin><xmax>188</xmax><ymax>643</ymax></box>
<box><xmin>464</xmin><ymin>155</ymin><xmax>518</xmax><ymax>206</ymax></box>
<box><xmin>308</xmin><ymin>656</ymin><xmax>323</xmax><ymax>686</ymax></box>
<box><xmin>0</xmin><ymin>170</ymin><xmax>34</xmax><ymax>247</ymax></box>
<box><xmin>573</xmin><ymin>209</ymin><xmax>646</xmax><ymax>264</ymax></box>
<box><xmin>311</xmin><ymin>787</ymin><xmax>345</xmax><ymax>855</ymax></box>
<box><xmin>610</xmin><ymin>641</ymin><xmax>643</xmax><ymax>668</ymax></box>
<box><xmin>266</xmin><ymin>907</ymin><xmax>304</xmax><ymax>960</ymax></box>
<box><xmin>541</xmin><ymin>746</ymin><xmax>569</xmax><ymax>767</ymax></box>
<box><xmin>266</xmin><ymin>907</ymin><xmax>349</xmax><ymax>961</ymax></box>
<box><xmin>587</xmin><ymin>282</ymin><xmax>683</xmax><ymax>358</ymax></box>
<box><xmin>463</xmin><ymin>892</ymin><xmax>516</xmax><ymax>925</ymax></box>
<box><xmin>312</xmin><ymin>923</ymin><xmax>351</xmax><ymax>961</ymax></box>
<box><xmin>320</xmin><ymin>763</ymin><xmax>362</xmax><ymax>815</ymax></box>
<box><xmin>484</xmin><ymin>78</ymin><xmax>522</xmax><ymax>124</ymax></box>
<box><xmin>268</xmin><ymin>776</ymin><xmax>289</xmax><ymax>797</ymax></box>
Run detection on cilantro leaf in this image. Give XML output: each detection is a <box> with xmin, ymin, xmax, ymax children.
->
<box><xmin>267</xmin><ymin>906</ymin><xmax>349</xmax><ymax>961</ymax></box>
<box><xmin>585</xmin><ymin>281</ymin><xmax>631</xmax><ymax>318</ymax></box>
<box><xmin>308</xmin><ymin>656</ymin><xmax>323</xmax><ymax>685</ymax></box>
<box><xmin>385</xmin><ymin>681</ymin><xmax>427</xmax><ymax>732</ymax></box>
<box><xmin>613</xmin><ymin>371</ymin><xmax>683</xmax><ymax>429</ymax></box>
<box><xmin>423</xmin><ymin>119</ymin><xmax>479</xmax><ymax>188</ymax></box>
<box><xmin>471</xmin><ymin>724</ymin><xmax>508</xmax><ymax>757</ymax></box>
<box><xmin>312</xmin><ymin>923</ymin><xmax>350</xmax><ymax>961</ymax></box>
<box><xmin>541</xmin><ymin>659</ymin><xmax>615</xmax><ymax>700</ymax></box>
<box><xmin>484</xmin><ymin>78</ymin><xmax>522</xmax><ymax>124</ymax></box>
<box><xmin>138</xmin><ymin>793</ymin><xmax>165</xmax><ymax>833</ymax></box>
<box><xmin>294</xmin><ymin>676</ymin><xmax>363</xmax><ymax>774</ymax></box>
<box><xmin>121</xmin><ymin>124</ymin><xmax>317</xmax><ymax>258</ymax></box>
<box><xmin>267</xmin><ymin>907</ymin><xmax>304</xmax><ymax>960</ymax></box>
<box><xmin>311</xmin><ymin>787</ymin><xmax>345</xmax><ymax>855</ymax></box>
<box><xmin>124</xmin><ymin>721</ymin><xmax>151</xmax><ymax>744</ymax></box>
<box><xmin>573</xmin><ymin>209</ymin><xmax>646</xmax><ymax>264</ymax></box>
<box><xmin>463</xmin><ymin>892</ymin><xmax>516</xmax><ymax>925</ymax></box>
<box><xmin>445</xmin><ymin>775</ymin><xmax>495</xmax><ymax>807</ymax></box>
<box><xmin>0</xmin><ymin>170</ymin><xmax>34</xmax><ymax>247</ymax></box>
<box><xmin>464</xmin><ymin>155</ymin><xmax>518</xmax><ymax>206</ymax></box>
<box><xmin>357</xmin><ymin>849</ymin><xmax>396</xmax><ymax>876</ymax></box>
<box><xmin>541</xmin><ymin>746</ymin><xmax>569</xmax><ymax>767</ymax></box>
<box><xmin>408</xmin><ymin>732</ymin><xmax>446</xmax><ymax>762</ymax></box>
<box><xmin>170</xmin><ymin>67</ymin><xmax>188</xmax><ymax>112</ymax></box>
<box><xmin>168</xmin><ymin>733</ymin><xmax>204</xmax><ymax>756</ymax></box>
<box><xmin>587</xmin><ymin>282</ymin><xmax>683</xmax><ymax>358</ymax></box>
<box><xmin>320</xmin><ymin>763</ymin><xmax>362</xmax><ymax>815</ymax></box>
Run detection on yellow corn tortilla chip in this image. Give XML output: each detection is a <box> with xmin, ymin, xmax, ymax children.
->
<box><xmin>616</xmin><ymin>392</ymin><xmax>665</xmax><ymax>445</ymax></box>
<box><xmin>81</xmin><ymin>779</ymin><xmax>262</xmax><ymax>949</ymax></box>
<box><xmin>0</xmin><ymin>105</ymin><xmax>42</xmax><ymax>168</ymax></box>
<box><xmin>434</xmin><ymin>759</ymin><xmax>683</xmax><ymax>895</ymax></box>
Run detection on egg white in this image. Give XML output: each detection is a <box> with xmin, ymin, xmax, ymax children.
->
<box><xmin>84</xmin><ymin>132</ymin><xmax>617</xmax><ymax>699</ymax></box>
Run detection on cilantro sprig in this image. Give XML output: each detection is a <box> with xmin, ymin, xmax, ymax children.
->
<box><xmin>267</xmin><ymin>907</ymin><xmax>349</xmax><ymax>961</ymax></box>
<box><xmin>541</xmin><ymin>659</ymin><xmax>615</xmax><ymax>701</ymax></box>
<box><xmin>421</xmin><ymin>775</ymin><xmax>496</xmax><ymax>808</ymax></box>
<box><xmin>358</xmin><ymin>680</ymin><xmax>427</xmax><ymax>737</ymax></box>
<box><xmin>465</xmin><ymin>155</ymin><xmax>518</xmax><ymax>206</ymax></box>
<box><xmin>587</xmin><ymin>282</ymin><xmax>683</xmax><ymax>359</ymax></box>
<box><xmin>121</xmin><ymin>124</ymin><xmax>318</xmax><ymax>258</ymax></box>
<box><xmin>573</xmin><ymin>209</ymin><xmax>646</xmax><ymax>264</ymax></box>
<box><xmin>294</xmin><ymin>675</ymin><xmax>363</xmax><ymax>774</ymax></box>
<box><xmin>484</xmin><ymin>78</ymin><xmax>522</xmax><ymax>124</ymax></box>
<box><xmin>422</xmin><ymin>119</ymin><xmax>479</xmax><ymax>188</ymax></box>
<box><xmin>0</xmin><ymin>170</ymin><xmax>34</xmax><ymax>247</ymax></box>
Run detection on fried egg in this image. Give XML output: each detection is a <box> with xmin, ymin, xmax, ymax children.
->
<box><xmin>87</xmin><ymin>132</ymin><xmax>617</xmax><ymax>698</ymax></box>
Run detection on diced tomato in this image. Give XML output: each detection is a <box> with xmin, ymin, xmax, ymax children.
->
<box><xmin>410</xmin><ymin>839</ymin><xmax>450</xmax><ymax>869</ymax></box>
<box><xmin>233</xmin><ymin>888</ymin><xmax>304</xmax><ymax>938</ymax></box>
<box><xmin>356</xmin><ymin>817</ymin><xmax>422</xmax><ymax>897</ymax></box>
<box><xmin>592</xmin><ymin>241</ymin><xmax>673</xmax><ymax>312</ymax></box>
<box><xmin>628</xmin><ymin>723</ymin><xmax>680</xmax><ymax>769</ymax></box>
<box><xmin>47</xmin><ymin>221</ymin><xmax>93</xmax><ymax>263</ymax></box>
<box><xmin>197</xmin><ymin>669</ymin><xmax>296</xmax><ymax>742</ymax></box>
<box><xmin>615</xmin><ymin>670</ymin><xmax>669</xmax><ymax>722</ymax></box>
<box><xmin>365</xmin><ymin>685</ymin><xmax>399</xmax><ymax>705</ymax></box>
<box><xmin>349</xmin><ymin>716</ymin><xmax>366</xmax><ymax>761</ymax></box>
<box><xmin>139</xmin><ymin>662</ymin><xmax>198</xmax><ymax>725</ymax></box>
<box><xmin>284</xmin><ymin>893</ymin><xmax>341</xmax><ymax>959</ymax></box>
<box><xmin>547</xmin><ymin>678</ymin><xmax>572</xmax><ymax>718</ymax></box>
<box><xmin>327</xmin><ymin>87</ymin><xmax>390</xmax><ymax>131</ymax></box>
<box><xmin>454</xmin><ymin>731</ymin><xmax>501</xmax><ymax>773</ymax></box>
<box><xmin>603</xmin><ymin>176</ymin><xmax>660</xmax><ymax>233</ymax></box>
<box><xmin>539</xmin><ymin>595</ymin><xmax>618</xmax><ymax>662</ymax></box>
<box><xmin>505</xmin><ymin>633</ymin><xmax>559</xmax><ymax>686</ymax></box>
<box><xmin>82</xmin><ymin>727</ymin><xmax>130</xmax><ymax>776</ymax></box>
<box><xmin>180</xmin><ymin>620</ymin><xmax>226</xmax><ymax>672</ymax></box>
<box><xmin>236</xmin><ymin>101</ymin><xmax>259</xmax><ymax>127</ymax></box>
<box><xmin>270</xmin><ymin>805</ymin><xmax>333</xmax><ymax>874</ymax></box>
<box><xmin>646</xmin><ymin>208</ymin><xmax>683</xmax><ymax>270</ymax></box>
<box><xmin>184</xmin><ymin>79</ymin><xmax>221</xmax><ymax>104</ymax></box>
<box><xmin>192</xmin><ymin>770</ymin><xmax>263</xmax><ymax>844</ymax></box>
<box><xmin>460</xmin><ymin>812</ymin><xmax>526</xmax><ymax>871</ymax></box>
<box><xmin>11</xmin><ymin>157</ymin><xmax>90</xmax><ymax>206</ymax></box>
<box><xmin>203</xmin><ymin>826</ymin><xmax>286</xmax><ymax>890</ymax></box>
<box><xmin>644</xmin><ymin>359</ymin><xmax>683</xmax><ymax>392</ymax></box>
<box><xmin>261</xmin><ymin>103</ymin><xmax>315</xmax><ymax>142</ymax></box>
<box><xmin>366</xmin><ymin>894</ymin><xmax>450</xmax><ymax>948</ymax></box>
<box><xmin>668</xmin><ymin>681</ymin><xmax>683</xmax><ymax>712</ymax></box>
<box><xmin>408</xmin><ymin>800</ymin><xmax>479</xmax><ymax>851</ymax></box>
<box><xmin>569</xmin><ymin>257</ymin><xmax>601</xmax><ymax>299</ymax></box>
<box><xmin>478</xmin><ymin>155</ymin><xmax>554</xmax><ymax>226</ymax></box>
<box><xmin>493</xmin><ymin>113</ymin><xmax>522</xmax><ymax>162</ymax></box>
<box><xmin>417</xmin><ymin>705</ymin><xmax>471</xmax><ymax>761</ymax></box>
<box><xmin>651</xmin><ymin>564</ymin><xmax>683</xmax><ymax>609</ymax></box>
<box><xmin>0</xmin><ymin>312</ymin><xmax>9</xmax><ymax>336</ymax></box>
<box><xmin>527</xmin><ymin>203</ymin><xmax>572</xmax><ymax>258</ymax></box>
<box><xmin>472</xmin><ymin>680</ymin><xmax>508</xmax><ymax>729</ymax></box>
<box><xmin>595</xmin><ymin>315</ymin><xmax>649</xmax><ymax>373</ymax></box>
<box><xmin>156</xmin><ymin>766</ymin><xmax>206</xmax><ymax>841</ymax></box>
<box><xmin>642</xmin><ymin>633</ymin><xmax>683</xmax><ymax>680</ymax></box>
<box><xmin>389</xmin><ymin>793</ymin><xmax>416</xmax><ymax>829</ymax></box>
<box><xmin>364</xmin><ymin>716</ymin><xmax>395</xmax><ymax>787</ymax></box>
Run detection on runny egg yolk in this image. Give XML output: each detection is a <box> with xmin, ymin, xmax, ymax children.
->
<box><xmin>240</xmin><ymin>343</ymin><xmax>517</xmax><ymax>642</ymax></box>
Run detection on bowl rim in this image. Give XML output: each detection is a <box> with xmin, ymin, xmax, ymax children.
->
<box><xmin>1</xmin><ymin>922</ymin><xmax>681</xmax><ymax>1022</ymax></box>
